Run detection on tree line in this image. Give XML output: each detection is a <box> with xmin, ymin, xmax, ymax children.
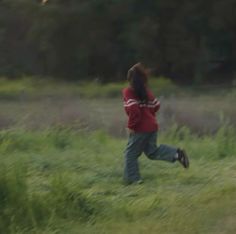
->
<box><xmin>0</xmin><ymin>0</ymin><xmax>235</xmax><ymax>83</ymax></box>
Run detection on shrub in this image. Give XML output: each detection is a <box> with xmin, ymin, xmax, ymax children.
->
<box><xmin>149</xmin><ymin>77</ymin><xmax>179</xmax><ymax>96</ymax></box>
<box><xmin>76</xmin><ymin>82</ymin><xmax>125</xmax><ymax>98</ymax></box>
<box><xmin>0</xmin><ymin>77</ymin><xmax>181</xmax><ymax>99</ymax></box>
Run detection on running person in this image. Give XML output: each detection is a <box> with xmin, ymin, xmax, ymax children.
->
<box><xmin>122</xmin><ymin>63</ymin><xmax>189</xmax><ymax>184</ymax></box>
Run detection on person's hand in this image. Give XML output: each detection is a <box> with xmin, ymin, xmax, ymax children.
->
<box><xmin>126</xmin><ymin>128</ymin><xmax>135</xmax><ymax>135</ymax></box>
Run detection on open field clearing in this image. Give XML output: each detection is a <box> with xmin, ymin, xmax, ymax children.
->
<box><xmin>0</xmin><ymin>94</ymin><xmax>235</xmax><ymax>136</ymax></box>
<box><xmin>1</xmin><ymin>0</ymin><xmax>236</xmax><ymax>232</ymax></box>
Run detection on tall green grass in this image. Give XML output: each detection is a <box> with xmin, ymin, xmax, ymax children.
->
<box><xmin>0</xmin><ymin>126</ymin><xmax>236</xmax><ymax>233</ymax></box>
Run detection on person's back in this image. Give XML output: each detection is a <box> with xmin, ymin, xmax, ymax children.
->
<box><xmin>122</xmin><ymin>86</ymin><xmax>160</xmax><ymax>133</ymax></box>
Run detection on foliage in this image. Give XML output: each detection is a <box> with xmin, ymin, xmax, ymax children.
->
<box><xmin>149</xmin><ymin>77</ymin><xmax>179</xmax><ymax>96</ymax></box>
<box><xmin>0</xmin><ymin>0</ymin><xmax>236</xmax><ymax>82</ymax></box>
<box><xmin>0</xmin><ymin>76</ymin><xmax>179</xmax><ymax>98</ymax></box>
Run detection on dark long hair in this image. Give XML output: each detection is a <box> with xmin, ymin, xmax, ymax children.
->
<box><xmin>129</xmin><ymin>68</ymin><xmax>148</xmax><ymax>103</ymax></box>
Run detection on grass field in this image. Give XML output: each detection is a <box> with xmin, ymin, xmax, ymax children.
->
<box><xmin>1</xmin><ymin>127</ymin><xmax>236</xmax><ymax>234</ymax></box>
<box><xmin>0</xmin><ymin>78</ymin><xmax>236</xmax><ymax>233</ymax></box>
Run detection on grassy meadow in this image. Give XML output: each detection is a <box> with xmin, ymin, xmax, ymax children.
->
<box><xmin>0</xmin><ymin>77</ymin><xmax>236</xmax><ymax>234</ymax></box>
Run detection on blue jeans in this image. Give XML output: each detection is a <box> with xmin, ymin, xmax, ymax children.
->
<box><xmin>124</xmin><ymin>131</ymin><xmax>177</xmax><ymax>183</ymax></box>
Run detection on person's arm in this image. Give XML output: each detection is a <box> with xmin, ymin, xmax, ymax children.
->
<box><xmin>150</xmin><ymin>97</ymin><xmax>161</xmax><ymax>113</ymax></box>
<box><xmin>122</xmin><ymin>89</ymin><xmax>141</xmax><ymax>131</ymax></box>
<box><xmin>148</xmin><ymin>90</ymin><xmax>160</xmax><ymax>114</ymax></box>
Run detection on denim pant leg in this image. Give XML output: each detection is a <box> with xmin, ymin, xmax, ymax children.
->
<box><xmin>124</xmin><ymin>133</ymin><xmax>148</xmax><ymax>183</ymax></box>
<box><xmin>144</xmin><ymin>132</ymin><xmax>177</xmax><ymax>162</ymax></box>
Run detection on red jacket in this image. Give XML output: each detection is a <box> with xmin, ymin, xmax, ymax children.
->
<box><xmin>122</xmin><ymin>87</ymin><xmax>160</xmax><ymax>133</ymax></box>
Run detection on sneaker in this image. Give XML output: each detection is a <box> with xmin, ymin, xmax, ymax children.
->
<box><xmin>136</xmin><ymin>179</ymin><xmax>144</xmax><ymax>184</ymax></box>
<box><xmin>177</xmin><ymin>149</ymin><xmax>189</xmax><ymax>169</ymax></box>
<box><xmin>124</xmin><ymin>179</ymin><xmax>144</xmax><ymax>185</ymax></box>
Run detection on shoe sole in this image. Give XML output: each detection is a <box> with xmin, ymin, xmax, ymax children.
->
<box><xmin>182</xmin><ymin>149</ymin><xmax>189</xmax><ymax>168</ymax></box>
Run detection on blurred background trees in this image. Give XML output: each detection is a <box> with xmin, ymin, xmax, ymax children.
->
<box><xmin>0</xmin><ymin>0</ymin><xmax>235</xmax><ymax>83</ymax></box>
